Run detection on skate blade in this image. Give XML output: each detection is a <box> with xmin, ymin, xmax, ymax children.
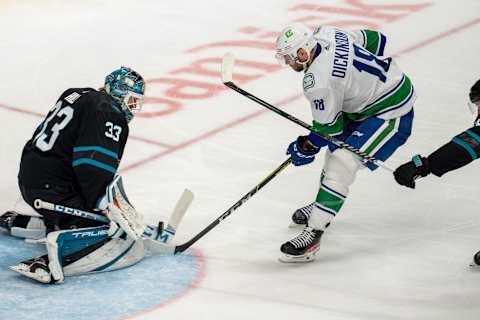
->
<box><xmin>9</xmin><ymin>265</ymin><xmax>52</xmax><ymax>284</ymax></box>
<box><xmin>278</xmin><ymin>248</ymin><xmax>319</xmax><ymax>263</ymax></box>
<box><xmin>469</xmin><ymin>261</ymin><xmax>480</xmax><ymax>269</ymax></box>
<box><xmin>288</xmin><ymin>221</ymin><xmax>306</xmax><ymax>229</ymax></box>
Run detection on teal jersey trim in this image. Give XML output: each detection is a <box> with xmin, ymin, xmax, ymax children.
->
<box><xmin>72</xmin><ymin>158</ymin><xmax>117</xmax><ymax>173</ymax></box>
<box><xmin>73</xmin><ymin>146</ymin><xmax>118</xmax><ymax>159</ymax></box>
<box><xmin>452</xmin><ymin>137</ymin><xmax>478</xmax><ymax>160</ymax></box>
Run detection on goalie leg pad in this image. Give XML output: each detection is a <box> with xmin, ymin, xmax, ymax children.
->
<box><xmin>46</xmin><ymin>226</ymin><xmax>145</xmax><ymax>282</ymax></box>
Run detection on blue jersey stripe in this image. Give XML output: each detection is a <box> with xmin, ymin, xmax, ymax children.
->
<box><xmin>321</xmin><ymin>183</ymin><xmax>346</xmax><ymax>199</ymax></box>
<box><xmin>72</xmin><ymin>158</ymin><xmax>117</xmax><ymax>173</ymax></box>
<box><xmin>378</xmin><ymin>33</ymin><xmax>386</xmax><ymax>56</ymax></box>
<box><xmin>466</xmin><ymin>130</ymin><xmax>480</xmax><ymax>143</ymax></box>
<box><xmin>314</xmin><ymin>203</ymin><xmax>337</xmax><ymax>216</ymax></box>
<box><xmin>73</xmin><ymin>146</ymin><xmax>118</xmax><ymax>159</ymax></box>
<box><xmin>452</xmin><ymin>137</ymin><xmax>478</xmax><ymax>160</ymax></box>
<box><xmin>376</xmin><ymin>86</ymin><xmax>415</xmax><ymax>116</ymax></box>
<box><xmin>362</xmin><ymin>75</ymin><xmax>405</xmax><ymax>111</ymax></box>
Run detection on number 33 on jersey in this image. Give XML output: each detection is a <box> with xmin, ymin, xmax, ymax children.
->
<box><xmin>21</xmin><ymin>88</ymin><xmax>129</xmax><ymax>209</ymax></box>
<box><xmin>304</xmin><ymin>26</ymin><xmax>415</xmax><ymax>136</ymax></box>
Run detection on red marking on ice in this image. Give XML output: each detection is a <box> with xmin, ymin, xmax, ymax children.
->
<box><xmin>393</xmin><ymin>17</ymin><xmax>480</xmax><ymax>57</ymax></box>
<box><xmin>119</xmin><ymin>93</ymin><xmax>302</xmax><ymax>173</ymax></box>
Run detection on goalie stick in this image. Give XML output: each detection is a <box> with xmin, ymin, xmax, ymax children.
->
<box><xmin>221</xmin><ymin>52</ymin><xmax>393</xmax><ymax>172</ymax></box>
<box><xmin>33</xmin><ymin>188</ymin><xmax>194</xmax><ymax>249</ymax></box>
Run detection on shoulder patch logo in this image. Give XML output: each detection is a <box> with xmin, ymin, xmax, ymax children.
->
<box><xmin>303</xmin><ymin>73</ymin><xmax>315</xmax><ymax>91</ymax></box>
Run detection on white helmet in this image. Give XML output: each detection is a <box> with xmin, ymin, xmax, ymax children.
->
<box><xmin>275</xmin><ymin>24</ymin><xmax>317</xmax><ymax>66</ymax></box>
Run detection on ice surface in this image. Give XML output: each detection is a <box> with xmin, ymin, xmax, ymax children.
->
<box><xmin>1</xmin><ymin>1</ymin><xmax>480</xmax><ymax>319</ymax></box>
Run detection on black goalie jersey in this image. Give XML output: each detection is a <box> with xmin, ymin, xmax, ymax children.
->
<box><xmin>18</xmin><ymin>88</ymin><xmax>129</xmax><ymax>211</ymax></box>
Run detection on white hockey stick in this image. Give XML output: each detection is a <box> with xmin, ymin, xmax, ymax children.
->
<box><xmin>143</xmin><ymin>189</ymin><xmax>194</xmax><ymax>252</ymax></box>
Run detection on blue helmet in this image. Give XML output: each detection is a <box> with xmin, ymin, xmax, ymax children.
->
<box><xmin>105</xmin><ymin>66</ymin><xmax>145</xmax><ymax>122</ymax></box>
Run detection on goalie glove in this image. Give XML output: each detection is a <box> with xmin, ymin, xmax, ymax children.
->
<box><xmin>105</xmin><ymin>176</ymin><xmax>146</xmax><ymax>240</ymax></box>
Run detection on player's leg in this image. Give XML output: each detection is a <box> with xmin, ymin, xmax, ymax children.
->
<box><xmin>350</xmin><ymin>109</ymin><xmax>414</xmax><ymax>171</ymax></box>
<box><xmin>281</xmin><ymin>111</ymin><xmax>413</xmax><ymax>262</ymax></box>
<box><xmin>10</xmin><ymin>225</ymin><xmax>144</xmax><ymax>283</ymax></box>
<box><xmin>280</xmin><ymin>148</ymin><xmax>362</xmax><ymax>262</ymax></box>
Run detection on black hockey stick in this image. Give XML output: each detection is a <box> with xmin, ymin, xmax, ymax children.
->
<box><xmin>221</xmin><ymin>52</ymin><xmax>393</xmax><ymax>172</ymax></box>
<box><xmin>35</xmin><ymin>159</ymin><xmax>291</xmax><ymax>255</ymax></box>
<box><xmin>169</xmin><ymin>157</ymin><xmax>292</xmax><ymax>254</ymax></box>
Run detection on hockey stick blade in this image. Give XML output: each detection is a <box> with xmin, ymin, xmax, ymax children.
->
<box><xmin>221</xmin><ymin>52</ymin><xmax>235</xmax><ymax>83</ymax></box>
<box><xmin>143</xmin><ymin>238</ymin><xmax>175</xmax><ymax>255</ymax></box>
<box><xmin>155</xmin><ymin>189</ymin><xmax>194</xmax><ymax>244</ymax></box>
<box><xmin>168</xmin><ymin>189</ymin><xmax>194</xmax><ymax>231</ymax></box>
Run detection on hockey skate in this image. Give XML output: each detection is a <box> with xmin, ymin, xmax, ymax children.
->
<box><xmin>289</xmin><ymin>203</ymin><xmax>314</xmax><ymax>228</ymax></box>
<box><xmin>279</xmin><ymin>227</ymin><xmax>323</xmax><ymax>263</ymax></box>
<box><xmin>0</xmin><ymin>211</ymin><xmax>20</xmax><ymax>231</ymax></box>
<box><xmin>0</xmin><ymin>210</ymin><xmax>45</xmax><ymax>239</ymax></box>
<box><xmin>469</xmin><ymin>250</ymin><xmax>480</xmax><ymax>269</ymax></box>
<box><xmin>10</xmin><ymin>255</ymin><xmax>54</xmax><ymax>284</ymax></box>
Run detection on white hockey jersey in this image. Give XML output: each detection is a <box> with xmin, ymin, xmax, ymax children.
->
<box><xmin>303</xmin><ymin>26</ymin><xmax>415</xmax><ymax>136</ymax></box>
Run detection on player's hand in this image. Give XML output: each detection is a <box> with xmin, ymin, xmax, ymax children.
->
<box><xmin>393</xmin><ymin>155</ymin><xmax>430</xmax><ymax>189</ymax></box>
<box><xmin>287</xmin><ymin>135</ymin><xmax>321</xmax><ymax>166</ymax></box>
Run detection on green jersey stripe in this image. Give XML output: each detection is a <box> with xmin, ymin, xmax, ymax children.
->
<box><xmin>347</xmin><ymin>75</ymin><xmax>413</xmax><ymax>121</ymax></box>
<box><xmin>363</xmin><ymin>29</ymin><xmax>381</xmax><ymax>55</ymax></box>
<box><xmin>313</xmin><ymin>112</ymin><xmax>344</xmax><ymax>135</ymax></box>
<box><xmin>364</xmin><ymin>118</ymin><xmax>397</xmax><ymax>155</ymax></box>
<box><xmin>316</xmin><ymin>188</ymin><xmax>345</xmax><ymax>213</ymax></box>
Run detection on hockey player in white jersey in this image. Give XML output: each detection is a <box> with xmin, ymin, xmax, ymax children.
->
<box><xmin>275</xmin><ymin>24</ymin><xmax>415</xmax><ymax>262</ymax></box>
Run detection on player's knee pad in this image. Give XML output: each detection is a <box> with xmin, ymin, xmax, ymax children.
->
<box><xmin>46</xmin><ymin>226</ymin><xmax>145</xmax><ymax>282</ymax></box>
<box><xmin>322</xmin><ymin>149</ymin><xmax>362</xmax><ymax>196</ymax></box>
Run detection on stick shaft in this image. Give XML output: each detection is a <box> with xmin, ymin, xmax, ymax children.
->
<box><xmin>223</xmin><ymin>81</ymin><xmax>393</xmax><ymax>172</ymax></box>
<box><xmin>174</xmin><ymin>158</ymin><xmax>292</xmax><ymax>254</ymax></box>
<box><xmin>34</xmin><ymin>199</ymin><xmax>109</xmax><ymax>223</ymax></box>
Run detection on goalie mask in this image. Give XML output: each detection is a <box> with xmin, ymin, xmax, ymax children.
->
<box><xmin>275</xmin><ymin>24</ymin><xmax>317</xmax><ymax>68</ymax></box>
<box><xmin>105</xmin><ymin>66</ymin><xmax>145</xmax><ymax>123</ymax></box>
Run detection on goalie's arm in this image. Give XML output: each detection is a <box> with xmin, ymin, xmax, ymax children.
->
<box><xmin>72</xmin><ymin>97</ymin><xmax>129</xmax><ymax>210</ymax></box>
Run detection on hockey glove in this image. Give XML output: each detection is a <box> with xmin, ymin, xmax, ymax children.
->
<box><xmin>393</xmin><ymin>155</ymin><xmax>431</xmax><ymax>189</ymax></box>
<box><xmin>287</xmin><ymin>135</ymin><xmax>321</xmax><ymax>166</ymax></box>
